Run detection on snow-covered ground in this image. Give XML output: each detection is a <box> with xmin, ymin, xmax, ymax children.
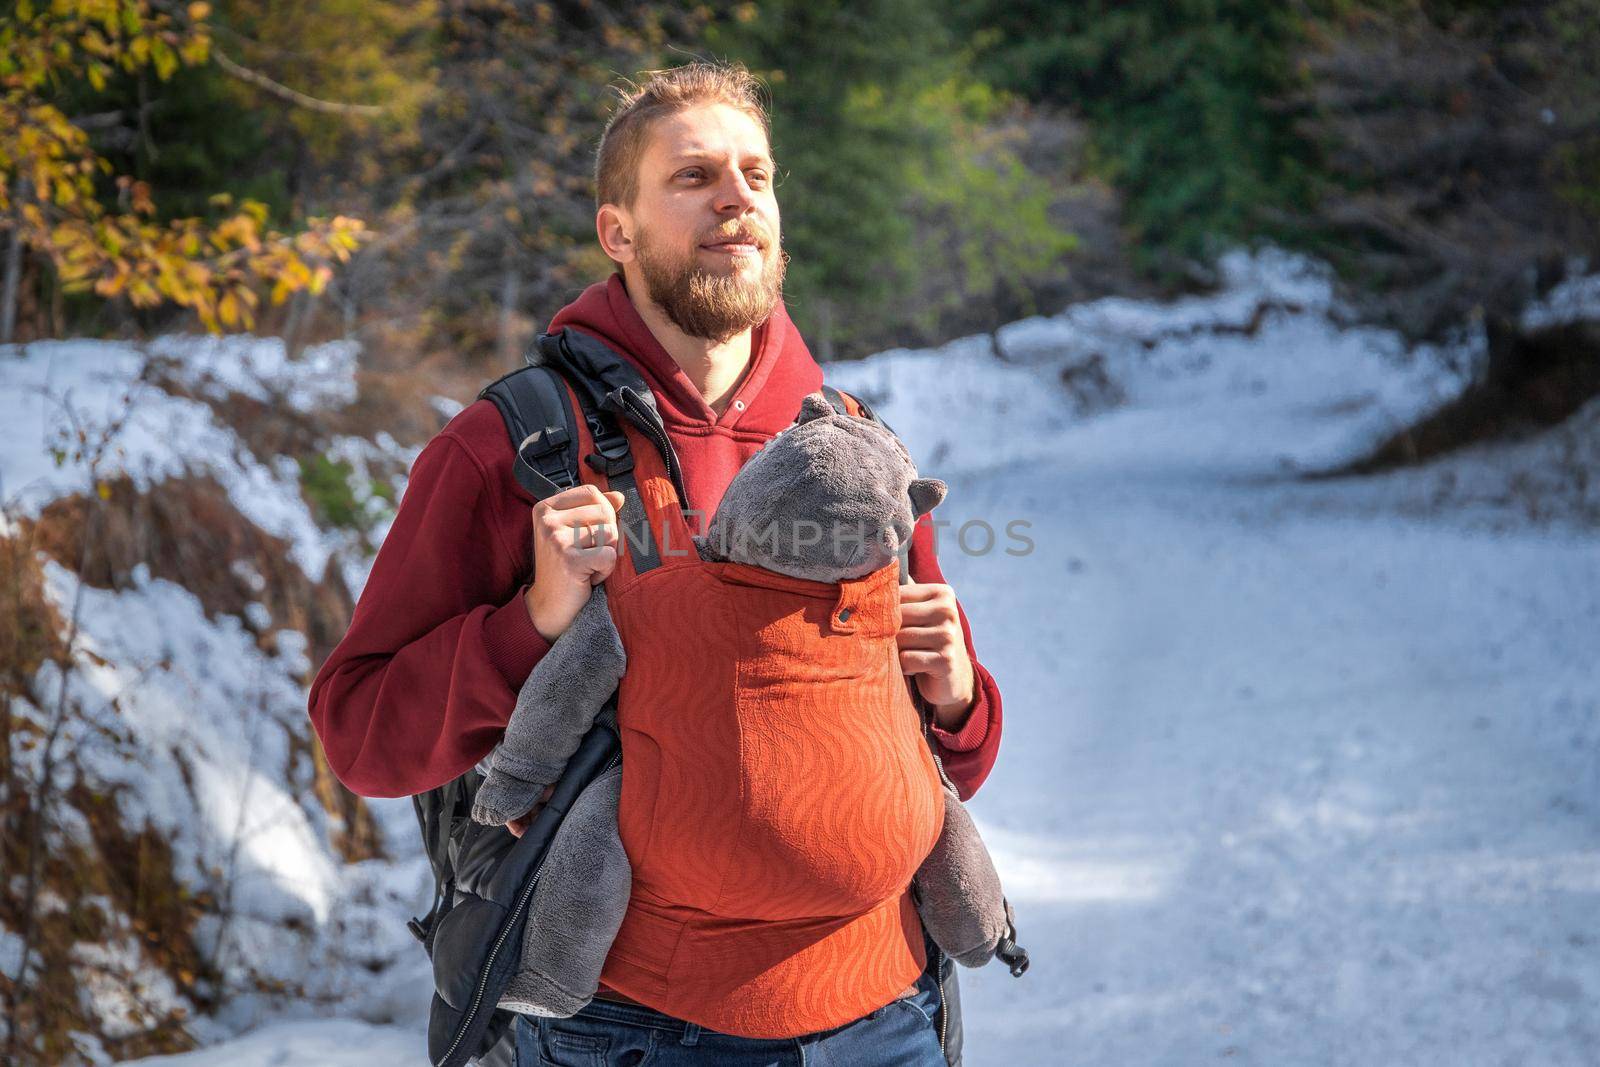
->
<box><xmin>830</xmin><ymin>248</ymin><xmax>1600</xmax><ymax>1065</ymax></box>
<box><xmin>927</xmin><ymin>453</ymin><xmax>1600</xmax><ymax>1065</ymax></box>
<box><xmin>10</xmin><ymin>246</ymin><xmax>1597</xmax><ymax>1064</ymax></box>
<box><xmin>0</xmin><ymin>334</ymin><xmax>432</xmax><ymax>1059</ymax></box>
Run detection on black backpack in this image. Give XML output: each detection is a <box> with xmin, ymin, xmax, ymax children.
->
<box><xmin>408</xmin><ymin>328</ymin><xmax>980</xmax><ymax>1066</ymax></box>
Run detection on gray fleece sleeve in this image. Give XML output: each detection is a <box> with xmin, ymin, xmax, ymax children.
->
<box><xmin>471</xmin><ymin>587</ymin><xmax>626</xmax><ymax>826</ymax></box>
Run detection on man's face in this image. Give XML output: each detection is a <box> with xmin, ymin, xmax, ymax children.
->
<box><xmin>605</xmin><ymin>103</ymin><xmax>785</xmax><ymax>342</ymax></box>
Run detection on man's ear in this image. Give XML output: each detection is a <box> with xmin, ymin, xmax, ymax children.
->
<box><xmin>796</xmin><ymin>392</ymin><xmax>835</xmax><ymax>424</ymax></box>
<box><xmin>908</xmin><ymin>477</ymin><xmax>946</xmax><ymax>518</ymax></box>
<box><xmin>596</xmin><ymin>204</ymin><xmax>636</xmax><ymax>264</ymax></box>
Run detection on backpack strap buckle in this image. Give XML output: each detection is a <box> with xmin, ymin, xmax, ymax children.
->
<box><xmin>583</xmin><ymin>412</ymin><xmax>635</xmax><ymax>478</ymax></box>
<box><xmin>584</xmin><ymin>439</ymin><xmax>635</xmax><ymax>478</ymax></box>
<box><xmin>516</xmin><ymin>425</ymin><xmax>574</xmax><ymax>499</ymax></box>
<box><xmin>518</xmin><ymin>423</ymin><xmax>570</xmax><ymax>459</ymax></box>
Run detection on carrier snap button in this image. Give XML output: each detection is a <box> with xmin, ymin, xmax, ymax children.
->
<box><xmin>838</xmin><ymin>607</ymin><xmax>853</xmax><ymax>622</ymax></box>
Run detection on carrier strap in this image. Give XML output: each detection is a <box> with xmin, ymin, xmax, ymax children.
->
<box><xmin>583</xmin><ymin>405</ymin><xmax>661</xmax><ymax>575</ymax></box>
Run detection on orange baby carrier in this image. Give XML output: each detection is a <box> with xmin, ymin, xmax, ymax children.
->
<box><xmin>558</xmin><ymin>375</ymin><xmax>948</xmax><ymax>1037</ymax></box>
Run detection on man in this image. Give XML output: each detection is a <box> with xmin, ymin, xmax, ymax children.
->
<box><xmin>308</xmin><ymin>61</ymin><xmax>1003</xmax><ymax>1065</ymax></box>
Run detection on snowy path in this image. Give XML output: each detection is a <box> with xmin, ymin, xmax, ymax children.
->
<box><xmin>943</xmin><ymin>458</ymin><xmax>1600</xmax><ymax>1065</ymax></box>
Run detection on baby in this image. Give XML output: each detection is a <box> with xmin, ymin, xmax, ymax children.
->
<box><xmin>471</xmin><ymin>391</ymin><xmax>1016</xmax><ymax>1017</ymax></box>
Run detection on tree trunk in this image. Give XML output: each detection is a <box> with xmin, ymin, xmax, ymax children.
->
<box><xmin>284</xmin><ymin>290</ymin><xmax>311</xmax><ymax>361</ymax></box>
<box><xmin>340</xmin><ymin>276</ymin><xmax>358</xmax><ymax>340</ymax></box>
<box><xmin>498</xmin><ymin>246</ymin><xmax>521</xmax><ymax>367</ymax></box>
<box><xmin>1</xmin><ymin>179</ymin><xmax>28</xmax><ymax>345</ymax></box>
<box><xmin>816</xmin><ymin>297</ymin><xmax>835</xmax><ymax>363</ymax></box>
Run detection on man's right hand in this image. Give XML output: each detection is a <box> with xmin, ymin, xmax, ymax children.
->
<box><xmin>506</xmin><ymin>783</ymin><xmax>558</xmax><ymax>838</ymax></box>
<box><xmin>524</xmin><ymin>485</ymin><xmax>627</xmax><ymax>642</ymax></box>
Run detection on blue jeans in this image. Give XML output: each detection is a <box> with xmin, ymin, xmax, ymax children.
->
<box><xmin>514</xmin><ymin>970</ymin><xmax>945</xmax><ymax>1066</ymax></box>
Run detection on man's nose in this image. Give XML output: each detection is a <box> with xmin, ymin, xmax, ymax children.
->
<box><xmin>712</xmin><ymin>168</ymin><xmax>760</xmax><ymax>215</ymax></box>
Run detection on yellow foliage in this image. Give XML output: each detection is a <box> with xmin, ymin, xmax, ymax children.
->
<box><xmin>2</xmin><ymin>1</ymin><xmax>372</xmax><ymax>335</ymax></box>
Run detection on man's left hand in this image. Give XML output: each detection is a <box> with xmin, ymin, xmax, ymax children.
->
<box><xmin>896</xmin><ymin>581</ymin><xmax>976</xmax><ymax>731</ymax></box>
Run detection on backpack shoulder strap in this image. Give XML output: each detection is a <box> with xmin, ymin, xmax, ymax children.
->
<box><xmin>820</xmin><ymin>383</ymin><xmax>898</xmax><ymax>437</ymax></box>
<box><xmin>533</xmin><ymin>329</ymin><xmax>670</xmax><ymax>576</ymax></box>
<box><xmin>477</xmin><ymin>363</ymin><xmax>583</xmax><ymax>501</ymax></box>
<box><xmin>407</xmin><ymin>773</ymin><xmax>466</xmax><ymax>944</ymax></box>
<box><xmin>479</xmin><ymin>332</ymin><xmax>669</xmax><ymax>575</ymax></box>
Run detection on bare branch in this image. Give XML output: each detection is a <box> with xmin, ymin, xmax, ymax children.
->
<box><xmin>211</xmin><ymin>46</ymin><xmax>385</xmax><ymax>118</ymax></box>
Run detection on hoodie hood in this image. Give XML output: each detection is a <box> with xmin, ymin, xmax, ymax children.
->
<box><xmin>544</xmin><ymin>271</ymin><xmax>826</xmax><ymax>521</ymax></box>
<box><xmin>547</xmin><ymin>272</ymin><xmax>823</xmax><ymax>436</ymax></box>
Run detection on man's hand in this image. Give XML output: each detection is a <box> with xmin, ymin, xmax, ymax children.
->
<box><xmin>524</xmin><ymin>485</ymin><xmax>628</xmax><ymax>642</ymax></box>
<box><xmin>506</xmin><ymin>783</ymin><xmax>557</xmax><ymax>838</ymax></box>
<box><xmin>896</xmin><ymin>581</ymin><xmax>977</xmax><ymax>731</ymax></box>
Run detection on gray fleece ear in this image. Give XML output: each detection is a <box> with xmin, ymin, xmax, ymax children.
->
<box><xmin>796</xmin><ymin>391</ymin><xmax>836</xmax><ymax>424</ymax></box>
<box><xmin>908</xmin><ymin>477</ymin><xmax>947</xmax><ymax>519</ymax></box>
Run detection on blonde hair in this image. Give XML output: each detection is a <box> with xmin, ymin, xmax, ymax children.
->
<box><xmin>595</xmin><ymin>61</ymin><xmax>772</xmax><ymax>211</ymax></box>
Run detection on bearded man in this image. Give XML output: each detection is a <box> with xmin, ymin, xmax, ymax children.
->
<box><xmin>309</xmin><ymin>61</ymin><xmax>1004</xmax><ymax>1067</ymax></box>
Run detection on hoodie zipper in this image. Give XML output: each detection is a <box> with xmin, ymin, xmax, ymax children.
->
<box><xmin>920</xmin><ymin>692</ymin><xmax>957</xmax><ymax>794</ymax></box>
<box><xmin>438</xmin><ymin>752</ymin><xmax>622</xmax><ymax>1067</ymax></box>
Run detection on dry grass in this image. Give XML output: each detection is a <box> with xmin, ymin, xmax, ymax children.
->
<box><xmin>26</xmin><ymin>473</ymin><xmax>385</xmax><ymax>861</ymax></box>
<box><xmin>0</xmin><ymin>528</ymin><xmax>205</xmax><ymax>1064</ymax></box>
<box><xmin>29</xmin><ymin>474</ymin><xmax>351</xmax><ymax>669</ymax></box>
<box><xmin>0</xmin><ymin>328</ymin><xmax>460</xmax><ymax>1059</ymax></box>
<box><xmin>0</xmin><ymin>527</ymin><xmax>69</xmax><ymax>693</ymax></box>
<box><xmin>0</xmin><ymin>467</ymin><xmax>391</xmax><ymax>1062</ymax></box>
<box><xmin>0</xmin><ymin>785</ymin><xmax>214</xmax><ymax>1063</ymax></box>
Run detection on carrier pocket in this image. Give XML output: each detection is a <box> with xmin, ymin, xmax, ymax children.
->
<box><xmin>602</xmin><ymin>889</ymin><xmax>683</xmax><ymax>1001</ymax></box>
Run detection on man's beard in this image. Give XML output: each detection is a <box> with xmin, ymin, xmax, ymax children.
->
<box><xmin>634</xmin><ymin>224</ymin><xmax>787</xmax><ymax>343</ymax></box>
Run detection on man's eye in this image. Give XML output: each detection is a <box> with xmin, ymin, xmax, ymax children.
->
<box><xmin>747</xmin><ymin>171</ymin><xmax>769</xmax><ymax>186</ymax></box>
<box><xmin>678</xmin><ymin>168</ymin><xmax>704</xmax><ymax>181</ymax></box>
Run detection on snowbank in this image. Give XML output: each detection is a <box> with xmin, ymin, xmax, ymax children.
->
<box><xmin>1</xmin><ymin>333</ymin><xmax>430</xmax><ymax>1062</ymax></box>
<box><xmin>825</xmin><ymin>246</ymin><xmax>1477</xmax><ymax>482</ymax></box>
<box><xmin>0</xmin><ymin>336</ymin><xmax>414</xmax><ymax>592</ymax></box>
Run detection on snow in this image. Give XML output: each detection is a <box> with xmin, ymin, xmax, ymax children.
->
<box><xmin>1522</xmin><ymin>262</ymin><xmax>1600</xmax><ymax>330</ymax></box>
<box><xmin>0</xmin><ymin>928</ymin><xmax>23</xmax><ymax>977</ymax></box>
<box><xmin>10</xmin><ymin>244</ymin><xmax>1592</xmax><ymax>1064</ymax></box>
<box><xmin>1</xmin><ymin>331</ymin><xmax>429</xmax><ymax>1061</ymax></box>
<box><xmin>127</xmin><ymin>1020</ymin><xmax>429</xmax><ymax>1067</ymax></box>
<box><xmin>30</xmin><ymin>561</ymin><xmax>431</xmax><ymax>1029</ymax></box>
<box><xmin>936</xmin><ymin>492</ymin><xmax>1599</xmax><ymax>1064</ymax></box>
<box><xmin>4</xmin><ymin>338</ymin><xmax>331</xmax><ymax>581</ymax></box>
<box><xmin>32</xmin><ymin>559</ymin><xmax>338</xmax><ymax>924</ymax></box>
<box><xmin>147</xmin><ymin>333</ymin><xmax>361</xmax><ymax>414</ymax></box>
<box><xmin>0</xmin><ymin>336</ymin><xmax>412</xmax><ymax>590</ymax></box>
<box><xmin>72</xmin><ymin>935</ymin><xmax>191</xmax><ymax>1041</ymax></box>
<box><xmin>829</xmin><ymin>246</ymin><xmax>1473</xmax><ymax>482</ymax></box>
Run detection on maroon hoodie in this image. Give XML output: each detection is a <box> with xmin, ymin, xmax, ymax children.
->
<box><xmin>307</xmin><ymin>273</ymin><xmax>1003</xmax><ymax>800</ymax></box>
